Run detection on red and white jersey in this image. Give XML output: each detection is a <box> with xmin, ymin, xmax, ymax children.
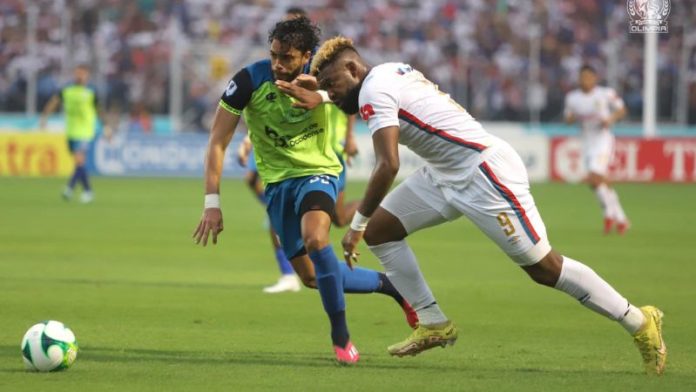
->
<box><xmin>564</xmin><ymin>86</ymin><xmax>624</xmax><ymax>135</ymax></box>
<box><xmin>359</xmin><ymin>63</ymin><xmax>497</xmax><ymax>184</ymax></box>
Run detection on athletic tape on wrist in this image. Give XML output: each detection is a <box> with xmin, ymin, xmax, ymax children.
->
<box><xmin>204</xmin><ymin>194</ymin><xmax>220</xmax><ymax>209</ymax></box>
<box><xmin>350</xmin><ymin>211</ymin><xmax>370</xmax><ymax>232</ymax></box>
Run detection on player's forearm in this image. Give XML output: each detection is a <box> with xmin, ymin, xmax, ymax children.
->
<box><xmin>611</xmin><ymin>107</ymin><xmax>627</xmax><ymax>123</ymax></box>
<box><xmin>358</xmin><ymin>161</ymin><xmax>399</xmax><ymax>217</ymax></box>
<box><xmin>204</xmin><ymin>107</ymin><xmax>239</xmax><ymax>196</ymax></box>
<box><xmin>41</xmin><ymin>96</ymin><xmax>60</xmax><ymax>119</ymax></box>
<box><xmin>204</xmin><ymin>143</ymin><xmax>226</xmax><ymax>195</ymax></box>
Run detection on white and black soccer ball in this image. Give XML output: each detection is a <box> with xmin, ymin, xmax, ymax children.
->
<box><xmin>21</xmin><ymin>321</ymin><xmax>78</xmax><ymax>372</ymax></box>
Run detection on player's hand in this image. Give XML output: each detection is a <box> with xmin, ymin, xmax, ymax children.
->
<box><xmin>293</xmin><ymin>74</ymin><xmax>319</xmax><ymax>91</ymax></box>
<box><xmin>275</xmin><ymin>80</ymin><xmax>322</xmax><ymax>110</ymax></box>
<box><xmin>236</xmin><ymin>137</ymin><xmax>251</xmax><ymax>167</ymax></box>
<box><xmin>600</xmin><ymin>117</ymin><xmax>612</xmax><ymax>128</ymax></box>
<box><xmin>341</xmin><ymin>229</ymin><xmax>363</xmax><ymax>270</ymax></box>
<box><xmin>193</xmin><ymin>208</ymin><xmax>224</xmax><ymax>246</ymax></box>
<box><xmin>344</xmin><ymin>136</ymin><xmax>359</xmax><ymax>166</ymax></box>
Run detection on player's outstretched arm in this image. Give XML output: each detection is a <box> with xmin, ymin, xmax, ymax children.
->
<box><xmin>39</xmin><ymin>94</ymin><xmax>61</xmax><ymax>129</ymax></box>
<box><xmin>193</xmin><ymin>105</ymin><xmax>241</xmax><ymax>246</ymax></box>
<box><xmin>342</xmin><ymin>126</ymin><xmax>400</xmax><ymax>267</ymax></box>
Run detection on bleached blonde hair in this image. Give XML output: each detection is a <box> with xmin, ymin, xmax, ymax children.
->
<box><xmin>310</xmin><ymin>36</ymin><xmax>357</xmax><ymax>76</ymax></box>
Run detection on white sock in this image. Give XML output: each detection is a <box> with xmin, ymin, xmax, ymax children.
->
<box><xmin>554</xmin><ymin>256</ymin><xmax>645</xmax><ymax>335</ymax></box>
<box><xmin>620</xmin><ymin>304</ymin><xmax>646</xmax><ymax>335</ymax></box>
<box><xmin>368</xmin><ymin>240</ymin><xmax>448</xmax><ymax>325</ymax></box>
<box><xmin>608</xmin><ymin>188</ymin><xmax>628</xmax><ymax>223</ymax></box>
<box><xmin>594</xmin><ymin>184</ymin><xmax>615</xmax><ymax>219</ymax></box>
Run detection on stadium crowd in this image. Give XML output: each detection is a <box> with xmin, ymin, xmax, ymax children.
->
<box><xmin>1</xmin><ymin>0</ymin><xmax>695</xmax><ymax>127</ymax></box>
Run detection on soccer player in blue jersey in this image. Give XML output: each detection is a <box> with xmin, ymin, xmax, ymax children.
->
<box><xmin>193</xmin><ymin>17</ymin><xmax>416</xmax><ymax>364</ymax></box>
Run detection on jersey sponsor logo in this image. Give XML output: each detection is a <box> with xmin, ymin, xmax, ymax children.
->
<box><xmin>265</xmin><ymin>126</ymin><xmax>288</xmax><ymax>148</ymax></box>
<box><xmin>224</xmin><ymin>80</ymin><xmax>238</xmax><ymax>97</ymax></box>
<box><xmin>264</xmin><ymin>123</ymin><xmax>325</xmax><ymax>149</ymax></box>
<box><xmin>359</xmin><ymin>104</ymin><xmax>375</xmax><ymax>121</ymax></box>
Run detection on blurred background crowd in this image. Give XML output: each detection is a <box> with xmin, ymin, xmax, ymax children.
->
<box><xmin>1</xmin><ymin>0</ymin><xmax>695</xmax><ymax>133</ymax></box>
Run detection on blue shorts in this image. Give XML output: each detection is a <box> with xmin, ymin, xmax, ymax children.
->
<box><xmin>68</xmin><ymin>139</ymin><xmax>91</xmax><ymax>154</ymax></box>
<box><xmin>265</xmin><ymin>175</ymin><xmax>339</xmax><ymax>258</ymax></box>
<box><xmin>247</xmin><ymin>148</ymin><xmax>258</xmax><ymax>173</ymax></box>
<box><xmin>336</xmin><ymin>154</ymin><xmax>347</xmax><ymax>193</ymax></box>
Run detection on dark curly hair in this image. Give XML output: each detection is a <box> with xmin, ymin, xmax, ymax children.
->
<box><xmin>268</xmin><ymin>16</ymin><xmax>320</xmax><ymax>54</ymax></box>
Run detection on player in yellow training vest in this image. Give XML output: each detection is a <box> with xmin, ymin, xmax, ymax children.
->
<box><xmin>41</xmin><ymin>65</ymin><xmax>105</xmax><ymax>203</ymax></box>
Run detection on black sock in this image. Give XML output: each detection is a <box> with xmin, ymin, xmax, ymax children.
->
<box><xmin>376</xmin><ymin>273</ymin><xmax>405</xmax><ymax>306</ymax></box>
<box><xmin>329</xmin><ymin>310</ymin><xmax>349</xmax><ymax>348</ymax></box>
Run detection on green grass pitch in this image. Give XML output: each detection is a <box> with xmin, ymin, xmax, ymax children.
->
<box><xmin>1</xmin><ymin>177</ymin><xmax>695</xmax><ymax>391</ymax></box>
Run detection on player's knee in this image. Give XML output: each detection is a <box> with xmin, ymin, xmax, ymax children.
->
<box><xmin>522</xmin><ymin>250</ymin><xmax>563</xmax><ymax>287</ymax></box>
<box><xmin>243</xmin><ymin>173</ymin><xmax>257</xmax><ymax>189</ymax></box>
<box><xmin>331</xmin><ymin>211</ymin><xmax>348</xmax><ymax>228</ymax></box>
<box><xmin>298</xmin><ymin>274</ymin><xmax>317</xmax><ymax>289</ymax></box>
<box><xmin>303</xmin><ymin>233</ymin><xmax>329</xmax><ymax>253</ymax></box>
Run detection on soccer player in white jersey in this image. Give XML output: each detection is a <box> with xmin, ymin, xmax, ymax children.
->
<box><xmin>564</xmin><ymin>65</ymin><xmax>629</xmax><ymax>234</ymax></box>
<box><xmin>291</xmin><ymin>37</ymin><xmax>666</xmax><ymax>375</ymax></box>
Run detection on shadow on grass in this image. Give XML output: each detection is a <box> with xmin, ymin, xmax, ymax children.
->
<box><xmin>0</xmin><ymin>344</ymin><xmax>647</xmax><ymax>376</ymax></box>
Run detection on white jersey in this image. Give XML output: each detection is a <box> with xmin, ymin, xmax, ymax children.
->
<box><xmin>359</xmin><ymin>63</ymin><xmax>497</xmax><ymax>185</ymax></box>
<box><xmin>564</xmin><ymin>86</ymin><xmax>624</xmax><ymax>136</ymax></box>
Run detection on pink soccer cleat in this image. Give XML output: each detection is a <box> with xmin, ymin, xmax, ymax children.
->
<box><xmin>401</xmin><ymin>300</ymin><xmax>420</xmax><ymax>329</ymax></box>
<box><xmin>334</xmin><ymin>341</ymin><xmax>360</xmax><ymax>365</ymax></box>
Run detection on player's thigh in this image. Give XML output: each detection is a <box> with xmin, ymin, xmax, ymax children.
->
<box><xmin>296</xmin><ymin>175</ymin><xmax>339</xmax><ymax>248</ymax></box>
<box><xmin>584</xmin><ymin>133</ymin><xmax>614</xmax><ymax>178</ymax></box>
<box><xmin>451</xmin><ymin>145</ymin><xmax>551</xmax><ymax>266</ymax></box>
<box><xmin>375</xmin><ymin>168</ymin><xmax>459</xmax><ymax>240</ymax></box>
<box><xmin>265</xmin><ymin>182</ymin><xmax>305</xmax><ymax>259</ymax></box>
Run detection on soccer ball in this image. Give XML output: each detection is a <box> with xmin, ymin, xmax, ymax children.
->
<box><xmin>21</xmin><ymin>321</ymin><xmax>78</xmax><ymax>372</ymax></box>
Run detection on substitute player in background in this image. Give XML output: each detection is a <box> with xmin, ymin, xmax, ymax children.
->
<box><xmin>305</xmin><ymin>37</ymin><xmax>665</xmax><ymax>374</ymax></box>
<box><xmin>193</xmin><ymin>18</ymin><xmax>416</xmax><ymax>364</ymax></box>
<box><xmin>564</xmin><ymin>65</ymin><xmax>629</xmax><ymax>234</ymax></box>
<box><xmin>40</xmin><ymin>64</ymin><xmax>106</xmax><ymax>203</ymax></box>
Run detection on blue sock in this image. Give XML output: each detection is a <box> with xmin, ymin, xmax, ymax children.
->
<box><xmin>78</xmin><ymin>166</ymin><xmax>91</xmax><ymax>191</ymax></box>
<box><xmin>309</xmin><ymin>245</ymin><xmax>348</xmax><ymax>348</ymax></box>
<box><xmin>275</xmin><ymin>248</ymin><xmax>294</xmax><ymax>275</ymax></box>
<box><xmin>339</xmin><ymin>263</ymin><xmax>381</xmax><ymax>293</ymax></box>
<box><xmin>68</xmin><ymin>166</ymin><xmax>81</xmax><ymax>189</ymax></box>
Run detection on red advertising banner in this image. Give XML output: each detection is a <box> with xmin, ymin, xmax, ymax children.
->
<box><xmin>551</xmin><ymin>137</ymin><xmax>696</xmax><ymax>183</ymax></box>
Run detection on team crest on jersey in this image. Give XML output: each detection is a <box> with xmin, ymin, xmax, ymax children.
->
<box><xmin>224</xmin><ymin>80</ymin><xmax>237</xmax><ymax>97</ymax></box>
<box><xmin>266</xmin><ymin>92</ymin><xmax>277</xmax><ymax>101</ymax></box>
<box><xmin>359</xmin><ymin>104</ymin><xmax>375</xmax><ymax>121</ymax></box>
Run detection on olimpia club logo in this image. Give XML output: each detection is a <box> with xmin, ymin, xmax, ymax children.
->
<box><xmin>627</xmin><ymin>0</ymin><xmax>671</xmax><ymax>33</ymax></box>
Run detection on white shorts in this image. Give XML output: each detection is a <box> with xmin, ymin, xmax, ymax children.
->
<box><xmin>381</xmin><ymin>141</ymin><xmax>551</xmax><ymax>266</ymax></box>
<box><xmin>583</xmin><ymin>132</ymin><xmax>614</xmax><ymax>176</ymax></box>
